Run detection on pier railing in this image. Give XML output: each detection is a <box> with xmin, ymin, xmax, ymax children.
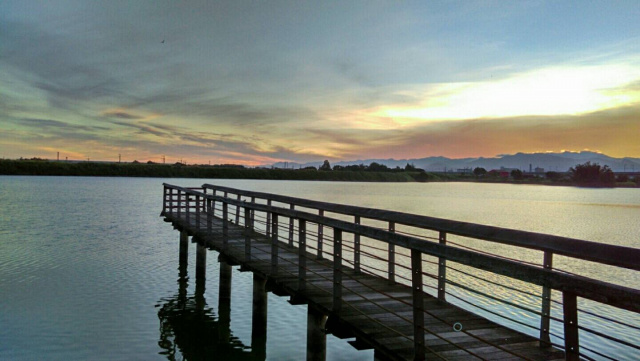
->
<box><xmin>162</xmin><ymin>183</ymin><xmax>640</xmax><ymax>361</ymax></box>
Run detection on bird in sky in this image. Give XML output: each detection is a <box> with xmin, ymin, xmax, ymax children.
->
<box><xmin>161</xmin><ymin>40</ymin><xmax>165</xmax><ymax>43</ymax></box>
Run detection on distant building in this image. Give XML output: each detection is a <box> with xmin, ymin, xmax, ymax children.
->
<box><xmin>457</xmin><ymin>167</ymin><xmax>472</xmax><ymax>174</ymax></box>
<box><xmin>534</xmin><ymin>167</ymin><xmax>545</xmax><ymax>173</ymax></box>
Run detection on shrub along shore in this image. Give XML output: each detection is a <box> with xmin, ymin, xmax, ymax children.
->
<box><xmin>0</xmin><ymin>159</ymin><xmax>637</xmax><ymax>187</ymax></box>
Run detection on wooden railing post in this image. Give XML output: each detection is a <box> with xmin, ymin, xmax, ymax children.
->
<box><xmin>211</xmin><ymin>189</ymin><xmax>216</xmax><ymax>217</ymax></box>
<box><xmin>317</xmin><ymin>210</ymin><xmax>324</xmax><ymax>259</ymax></box>
<box><xmin>250</xmin><ymin>196</ymin><xmax>256</xmax><ymax>230</ymax></box>
<box><xmin>288</xmin><ymin>204</ymin><xmax>295</xmax><ymax>247</ymax></box>
<box><xmin>354</xmin><ymin>216</ymin><xmax>361</xmax><ymax>272</ymax></box>
<box><xmin>271</xmin><ymin>213</ymin><xmax>279</xmax><ymax>275</ymax></box>
<box><xmin>169</xmin><ymin>187</ymin><xmax>174</xmax><ymax>215</ymax></box>
<box><xmin>207</xmin><ymin>198</ymin><xmax>212</xmax><ymax>232</ymax></box>
<box><xmin>266</xmin><ymin>200</ymin><xmax>272</xmax><ymax>237</ymax></box>
<box><xmin>299</xmin><ymin>219</ymin><xmax>306</xmax><ymax>292</ymax></box>
<box><xmin>186</xmin><ymin>193</ymin><xmax>192</xmax><ymax>223</ymax></box>
<box><xmin>438</xmin><ymin>231</ymin><xmax>447</xmax><ymax>302</ymax></box>
<box><xmin>163</xmin><ymin>186</ymin><xmax>168</xmax><ymax>214</ymax></box>
<box><xmin>235</xmin><ymin>194</ymin><xmax>241</xmax><ymax>224</ymax></box>
<box><xmin>388</xmin><ymin>221</ymin><xmax>396</xmax><ymax>283</ymax></box>
<box><xmin>333</xmin><ymin>228</ymin><xmax>343</xmax><ymax>313</ymax></box>
<box><xmin>222</xmin><ymin>202</ymin><xmax>229</xmax><ymax>248</ymax></box>
<box><xmin>245</xmin><ymin>206</ymin><xmax>251</xmax><ymax>260</ymax></box>
<box><xmin>540</xmin><ymin>251</ymin><xmax>553</xmax><ymax>347</ymax></box>
<box><xmin>411</xmin><ymin>249</ymin><xmax>425</xmax><ymax>361</ymax></box>
<box><xmin>563</xmin><ymin>291</ymin><xmax>580</xmax><ymax>361</ymax></box>
<box><xmin>195</xmin><ymin>194</ymin><xmax>201</xmax><ymax>228</ymax></box>
<box><xmin>177</xmin><ymin>189</ymin><xmax>182</xmax><ymax>218</ymax></box>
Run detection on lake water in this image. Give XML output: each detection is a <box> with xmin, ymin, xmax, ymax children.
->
<box><xmin>0</xmin><ymin>176</ymin><xmax>638</xmax><ymax>360</ymax></box>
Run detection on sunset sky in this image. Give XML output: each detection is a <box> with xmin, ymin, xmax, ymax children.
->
<box><xmin>1</xmin><ymin>1</ymin><xmax>639</xmax><ymax>165</ymax></box>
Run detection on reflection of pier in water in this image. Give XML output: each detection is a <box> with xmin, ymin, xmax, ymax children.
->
<box><xmin>160</xmin><ymin>183</ymin><xmax>640</xmax><ymax>361</ymax></box>
<box><xmin>157</xmin><ymin>250</ymin><xmax>263</xmax><ymax>360</ymax></box>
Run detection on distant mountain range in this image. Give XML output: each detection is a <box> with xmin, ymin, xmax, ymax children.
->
<box><xmin>270</xmin><ymin>151</ymin><xmax>640</xmax><ymax>173</ymax></box>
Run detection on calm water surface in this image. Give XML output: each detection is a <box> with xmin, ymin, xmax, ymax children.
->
<box><xmin>1</xmin><ymin>176</ymin><xmax>638</xmax><ymax>360</ymax></box>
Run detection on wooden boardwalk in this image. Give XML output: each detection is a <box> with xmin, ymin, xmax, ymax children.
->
<box><xmin>161</xmin><ymin>183</ymin><xmax>640</xmax><ymax>361</ymax></box>
<box><xmin>164</xmin><ymin>212</ymin><xmax>564</xmax><ymax>361</ymax></box>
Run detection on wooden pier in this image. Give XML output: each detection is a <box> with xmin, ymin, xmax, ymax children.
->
<box><xmin>161</xmin><ymin>183</ymin><xmax>640</xmax><ymax>361</ymax></box>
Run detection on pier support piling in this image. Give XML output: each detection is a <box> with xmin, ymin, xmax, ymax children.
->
<box><xmin>252</xmin><ymin>273</ymin><xmax>268</xmax><ymax>360</ymax></box>
<box><xmin>196</xmin><ymin>242</ymin><xmax>207</xmax><ymax>280</ymax></box>
<box><xmin>306</xmin><ymin>306</ymin><xmax>327</xmax><ymax>361</ymax></box>
<box><xmin>179</xmin><ymin>231</ymin><xmax>189</xmax><ymax>267</ymax></box>
<box><xmin>218</xmin><ymin>258</ymin><xmax>232</xmax><ymax>343</ymax></box>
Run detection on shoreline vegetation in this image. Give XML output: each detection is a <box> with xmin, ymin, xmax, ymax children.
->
<box><xmin>1</xmin><ymin>159</ymin><xmax>638</xmax><ymax>188</ymax></box>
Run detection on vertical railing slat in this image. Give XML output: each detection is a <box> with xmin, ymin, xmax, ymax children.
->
<box><xmin>271</xmin><ymin>213</ymin><xmax>279</xmax><ymax>275</ymax></box>
<box><xmin>169</xmin><ymin>188</ymin><xmax>174</xmax><ymax>215</ymax></box>
<box><xmin>540</xmin><ymin>251</ymin><xmax>553</xmax><ymax>347</ymax></box>
<box><xmin>250</xmin><ymin>196</ymin><xmax>256</xmax><ymax>230</ymax></box>
<box><xmin>333</xmin><ymin>228</ymin><xmax>342</xmax><ymax>312</ymax></box>
<box><xmin>163</xmin><ymin>186</ymin><xmax>168</xmax><ymax>214</ymax></box>
<box><xmin>177</xmin><ymin>189</ymin><xmax>181</xmax><ymax>217</ymax></box>
<box><xmin>438</xmin><ymin>231</ymin><xmax>447</xmax><ymax>302</ymax></box>
<box><xmin>317</xmin><ymin>210</ymin><xmax>324</xmax><ymax>259</ymax></box>
<box><xmin>563</xmin><ymin>291</ymin><xmax>580</xmax><ymax>361</ymax></box>
<box><xmin>288</xmin><ymin>204</ymin><xmax>295</xmax><ymax>247</ymax></box>
<box><xmin>299</xmin><ymin>219</ymin><xmax>306</xmax><ymax>292</ymax></box>
<box><xmin>266</xmin><ymin>199</ymin><xmax>272</xmax><ymax>237</ymax></box>
<box><xmin>412</xmin><ymin>249</ymin><xmax>425</xmax><ymax>361</ymax></box>
<box><xmin>222</xmin><ymin>202</ymin><xmax>229</xmax><ymax>248</ymax></box>
<box><xmin>211</xmin><ymin>189</ymin><xmax>216</xmax><ymax>217</ymax></box>
<box><xmin>388</xmin><ymin>221</ymin><xmax>395</xmax><ymax>283</ymax></box>
<box><xmin>195</xmin><ymin>194</ymin><xmax>201</xmax><ymax>228</ymax></box>
<box><xmin>187</xmin><ymin>192</ymin><xmax>191</xmax><ymax>223</ymax></box>
<box><xmin>207</xmin><ymin>197</ymin><xmax>212</xmax><ymax>232</ymax></box>
<box><xmin>354</xmin><ymin>216</ymin><xmax>361</xmax><ymax>273</ymax></box>
<box><xmin>235</xmin><ymin>194</ymin><xmax>241</xmax><ymax>224</ymax></box>
<box><xmin>245</xmin><ymin>206</ymin><xmax>251</xmax><ymax>260</ymax></box>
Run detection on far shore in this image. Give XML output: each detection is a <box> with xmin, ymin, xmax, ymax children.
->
<box><xmin>1</xmin><ymin>159</ymin><xmax>638</xmax><ymax>188</ymax></box>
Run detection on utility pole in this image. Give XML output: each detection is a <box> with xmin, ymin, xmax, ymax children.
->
<box><xmin>119</xmin><ymin>154</ymin><xmax>121</xmax><ymax>163</ymax></box>
<box><xmin>57</xmin><ymin>152</ymin><xmax>59</xmax><ymax>161</ymax></box>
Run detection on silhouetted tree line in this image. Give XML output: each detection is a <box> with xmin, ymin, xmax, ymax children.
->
<box><xmin>315</xmin><ymin>160</ymin><xmax>424</xmax><ymax>173</ymax></box>
<box><xmin>0</xmin><ymin>159</ymin><xmax>415</xmax><ymax>182</ymax></box>
<box><xmin>1</xmin><ymin>159</ymin><xmax>636</xmax><ymax>186</ymax></box>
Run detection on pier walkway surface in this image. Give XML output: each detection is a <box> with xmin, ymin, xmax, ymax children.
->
<box><xmin>161</xmin><ymin>183</ymin><xmax>640</xmax><ymax>361</ymax></box>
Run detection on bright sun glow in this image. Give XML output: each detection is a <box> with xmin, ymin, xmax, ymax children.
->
<box><xmin>377</xmin><ymin>64</ymin><xmax>640</xmax><ymax>124</ymax></box>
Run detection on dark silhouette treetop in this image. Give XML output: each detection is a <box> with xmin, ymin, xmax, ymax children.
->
<box><xmin>569</xmin><ymin>161</ymin><xmax>615</xmax><ymax>186</ymax></box>
<box><xmin>511</xmin><ymin>169</ymin><xmax>523</xmax><ymax>180</ymax></box>
<box><xmin>473</xmin><ymin>167</ymin><xmax>487</xmax><ymax>176</ymax></box>
<box><xmin>319</xmin><ymin>159</ymin><xmax>332</xmax><ymax>171</ymax></box>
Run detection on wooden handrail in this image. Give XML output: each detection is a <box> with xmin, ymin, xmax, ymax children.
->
<box><xmin>163</xmin><ymin>183</ymin><xmax>640</xmax><ymax>313</ymax></box>
<box><xmin>200</xmin><ymin>183</ymin><xmax>640</xmax><ymax>271</ymax></box>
